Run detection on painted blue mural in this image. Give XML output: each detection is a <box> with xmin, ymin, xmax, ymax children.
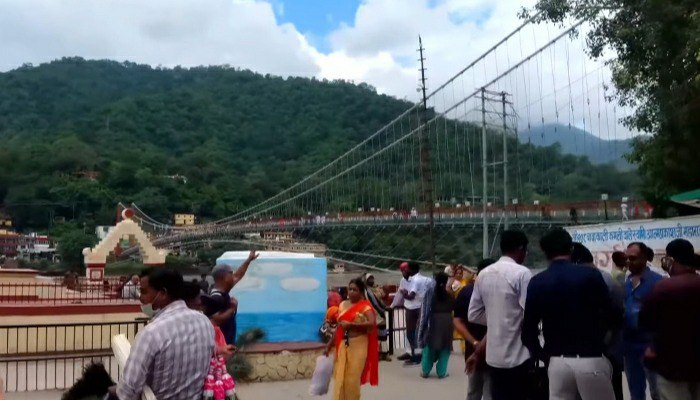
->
<box><xmin>215</xmin><ymin>251</ymin><xmax>327</xmax><ymax>343</ymax></box>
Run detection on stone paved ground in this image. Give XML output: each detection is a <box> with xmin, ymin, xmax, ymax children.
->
<box><xmin>4</xmin><ymin>354</ymin><xmax>469</xmax><ymax>400</ymax></box>
<box><xmin>4</xmin><ymin>353</ymin><xmax>647</xmax><ymax>400</ymax></box>
<box><xmin>238</xmin><ymin>353</ymin><xmax>468</xmax><ymax>399</ymax></box>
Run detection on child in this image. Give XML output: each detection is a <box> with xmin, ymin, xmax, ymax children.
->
<box><xmin>201</xmin><ymin>294</ymin><xmax>237</xmax><ymax>400</ymax></box>
<box><xmin>182</xmin><ymin>282</ymin><xmax>236</xmax><ymax>358</ymax></box>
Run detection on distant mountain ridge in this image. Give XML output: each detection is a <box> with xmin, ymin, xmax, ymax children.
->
<box><xmin>518</xmin><ymin>123</ymin><xmax>635</xmax><ymax>170</ymax></box>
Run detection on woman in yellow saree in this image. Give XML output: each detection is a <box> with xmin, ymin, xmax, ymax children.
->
<box><xmin>326</xmin><ymin>277</ymin><xmax>379</xmax><ymax>400</ymax></box>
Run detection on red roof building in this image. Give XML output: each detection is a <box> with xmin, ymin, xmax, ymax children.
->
<box><xmin>0</xmin><ymin>230</ymin><xmax>20</xmax><ymax>258</ymax></box>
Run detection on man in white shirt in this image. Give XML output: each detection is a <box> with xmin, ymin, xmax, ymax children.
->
<box><xmin>391</xmin><ymin>262</ymin><xmax>412</xmax><ymax>361</ymax></box>
<box><xmin>468</xmin><ymin>230</ymin><xmax>532</xmax><ymax>400</ymax></box>
<box><xmin>121</xmin><ymin>275</ymin><xmax>140</xmax><ymax>300</ymax></box>
<box><xmin>391</xmin><ymin>261</ymin><xmax>430</xmax><ymax>365</ymax></box>
<box><xmin>621</xmin><ymin>202</ymin><xmax>629</xmax><ymax>220</ymax></box>
<box><xmin>645</xmin><ymin>246</ymin><xmax>669</xmax><ymax>278</ymax></box>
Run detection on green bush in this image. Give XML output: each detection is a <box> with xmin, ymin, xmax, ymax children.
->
<box><xmin>226</xmin><ymin>328</ymin><xmax>265</xmax><ymax>381</ymax></box>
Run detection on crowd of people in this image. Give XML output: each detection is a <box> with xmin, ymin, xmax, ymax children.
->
<box><xmin>319</xmin><ymin>229</ymin><xmax>700</xmax><ymax>400</ymax></box>
<box><xmin>94</xmin><ymin>229</ymin><xmax>700</xmax><ymax>400</ymax></box>
<box><xmin>407</xmin><ymin>229</ymin><xmax>699</xmax><ymax>400</ymax></box>
<box><xmin>101</xmin><ymin>250</ymin><xmax>258</xmax><ymax>400</ymax></box>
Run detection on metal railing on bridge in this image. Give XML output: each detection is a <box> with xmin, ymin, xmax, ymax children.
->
<box><xmin>141</xmin><ymin>200</ymin><xmax>650</xmax><ymax>249</ymax></box>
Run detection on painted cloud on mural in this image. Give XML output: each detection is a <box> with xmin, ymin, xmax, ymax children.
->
<box><xmin>280</xmin><ymin>277</ymin><xmax>321</xmax><ymax>292</ymax></box>
<box><xmin>255</xmin><ymin>262</ymin><xmax>294</xmax><ymax>276</ymax></box>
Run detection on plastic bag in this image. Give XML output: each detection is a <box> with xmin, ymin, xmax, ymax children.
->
<box><xmin>309</xmin><ymin>354</ymin><xmax>334</xmax><ymax>396</ymax></box>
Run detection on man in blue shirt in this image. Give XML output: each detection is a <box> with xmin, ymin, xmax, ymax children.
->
<box><xmin>522</xmin><ymin>228</ymin><xmax>616</xmax><ymax>400</ymax></box>
<box><xmin>624</xmin><ymin>242</ymin><xmax>663</xmax><ymax>400</ymax></box>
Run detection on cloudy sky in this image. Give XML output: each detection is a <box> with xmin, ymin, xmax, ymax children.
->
<box><xmin>0</xmin><ymin>0</ymin><xmax>540</xmax><ymax>99</ymax></box>
<box><xmin>0</xmin><ymin>0</ymin><xmax>634</xmax><ymax>139</ymax></box>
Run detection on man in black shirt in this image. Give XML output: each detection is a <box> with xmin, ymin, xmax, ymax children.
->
<box><xmin>209</xmin><ymin>250</ymin><xmax>259</xmax><ymax>345</ymax></box>
<box><xmin>454</xmin><ymin>258</ymin><xmax>495</xmax><ymax>400</ymax></box>
<box><xmin>572</xmin><ymin>242</ymin><xmax>625</xmax><ymax>400</ymax></box>
<box><xmin>522</xmin><ymin>228</ymin><xmax>615</xmax><ymax>400</ymax></box>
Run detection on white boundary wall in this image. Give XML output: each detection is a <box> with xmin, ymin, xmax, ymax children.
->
<box><xmin>565</xmin><ymin>215</ymin><xmax>700</xmax><ymax>270</ymax></box>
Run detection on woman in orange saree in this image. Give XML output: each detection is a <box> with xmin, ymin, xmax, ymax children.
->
<box><xmin>325</xmin><ymin>277</ymin><xmax>379</xmax><ymax>400</ymax></box>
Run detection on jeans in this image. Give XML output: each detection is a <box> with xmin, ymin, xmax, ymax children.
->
<box><xmin>624</xmin><ymin>344</ymin><xmax>660</xmax><ymax>400</ymax></box>
<box><xmin>420</xmin><ymin>346</ymin><xmax>450</xmax><ymax>377</ymax></box>
<box><xmin>657</xmin><ymin>375</ymin><xmax>700</xmax><ymax>400</ymax></box>
<box><xmin>467</xmin><ymin>367</ymin><xmax>492</xmax><ymax>400</ymax></box>
<box><xmin>490</xmin><ymin>360</ymin><xmax>531</xmax><ymax>400</ymax></box>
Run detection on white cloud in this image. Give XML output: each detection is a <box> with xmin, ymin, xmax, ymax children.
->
<box><xmin>254</xmin><ymin>262</ymin><xmax>293</xmax><ymax>276</ymax></box>
<box><xmin>280</xmin><ymin>277</ymin><xmax>321</xmax><ymax>292</ymax></box>
<box><xmin>318</xmin><ymin>0</ymin><xmax>531</xmax><ymax>100</ymax></box>
<box><xmin>313</xmin><ymin>50</ymin><xmax>415</xmax><ymax>96</ymax></box>
<box><xmin>0</xmin><ymin>0</ymin><xmax>319</xmax><ymax>76</ymax></box>
<box><xmin>235</xmin><ymin>277</ymin><xmax>266</xmax><ymax>291</ymax></box>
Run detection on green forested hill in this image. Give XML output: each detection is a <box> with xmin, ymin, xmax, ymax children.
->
<box><xmin>0</xmin><ymin>58</ymin><xmax>410</xmax><ymax>228</ymax></box>
<box><xmin>0</xmin><ymin>58</ymin><xmax>637</xmax><ymax>230</ymax></box>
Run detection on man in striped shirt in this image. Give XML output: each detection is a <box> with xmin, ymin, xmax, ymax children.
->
<box><xmin>115</xmin><ymin>268</ymin><xmax>214</xmax><ymax>400</ymax></box>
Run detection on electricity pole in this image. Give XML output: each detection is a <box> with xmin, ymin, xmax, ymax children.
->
<box><xmin>481</xmin><ymin>88</ymin><xmax>488</xmax><ymax>259</ymax></box>
<box><xmin>418</xmin><ymin>36</ymin><xmax>436</xmax><ymax>270</ymax></box>
<box><xmin>502</xmin><ymin>92</ymin><xmax>509</xmax><ymax>231</ymax></box>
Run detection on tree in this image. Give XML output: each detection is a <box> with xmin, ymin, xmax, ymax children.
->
<box><xmin>56</xmin><ymin>226</ymin><xmax>97</xmax><ymax>273</ymax></box>
<box><xmin>521</xmin><ymin>0</ymin><xmax>700</xmax><ymax>212</ymax></box>
<box><xmin>164</xmin><ymin>254</ymin><xmax>196</xmax><ymax>270</ymax></box>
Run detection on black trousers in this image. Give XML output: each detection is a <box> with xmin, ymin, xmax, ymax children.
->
<box><xmin>607</xmin><ymin>356</ymin><xmax>624</xmax><ymax>400</ymax></box>
<box><xmin>490</xmin><ymin>360</ymin><xmax>532</xmax><ymax>400</ymax></box>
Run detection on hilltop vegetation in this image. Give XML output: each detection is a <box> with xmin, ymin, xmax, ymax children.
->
<box><xmin>0</xmin><ymin>58</ymin><xmax>638</xmax><ymax>231</ymax></box>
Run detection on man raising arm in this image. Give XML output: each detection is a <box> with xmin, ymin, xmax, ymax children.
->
<box><xmin>210</xmin><ymin>250</ymin><xmax>259</xmax><ymax>345</ymax></box>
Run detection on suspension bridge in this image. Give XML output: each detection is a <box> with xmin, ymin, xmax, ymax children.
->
<box><xmin>115</xmin><ymin>16</ymin><xmax>647</xmax><ymax>269</ymax></box>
